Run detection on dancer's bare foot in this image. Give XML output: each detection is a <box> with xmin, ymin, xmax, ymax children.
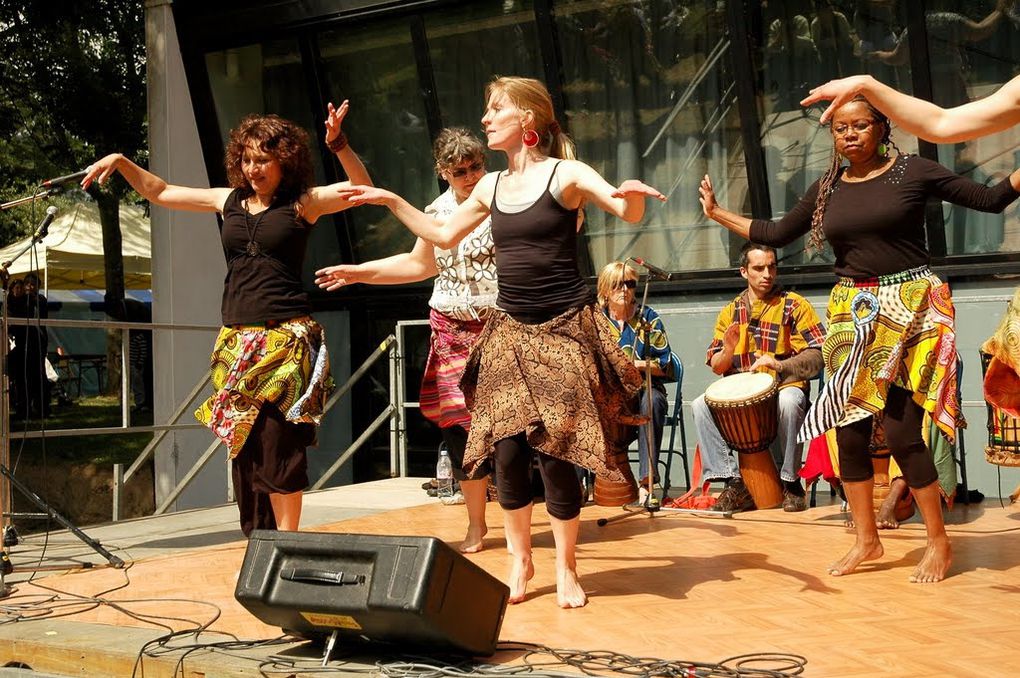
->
<box><xmin>507</xmin><ymin>554</ymin><xmax>534</xmax><ymax>604</ymax></box>
<box><xmin>828</xmin><ymin>538</ymin><xmax>884</xmax><ymax>576</ymax></box>
<box><xmin>459</xmin><ymin>524</ymin><xmax>488</xmax><ymax>553</ymax></box>
<box><xmin>910</xmin><ymin>537</ymin><xmax>952</xmax><ymax>583</ymax></box>
<box><xmin>876</xmin><ymin>480</ymin><xmax>914</xmax><ymax>529</ymax></box>
<box><xmin>556</xmin><ymin>566</ymin><xmax>587</xmax><ymax>608</ymax></box>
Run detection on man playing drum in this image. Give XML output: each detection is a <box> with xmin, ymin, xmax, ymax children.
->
<box><xmin>692</xmin><ymin>243</ymin><xmax>826</xmax><ymax>513</ymax></box>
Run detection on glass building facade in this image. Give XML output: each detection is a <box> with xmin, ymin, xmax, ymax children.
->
<box><xmin>171</xmin><ymin>0</ymin><xmax>1020</xmax><ymax>478</ymax></box>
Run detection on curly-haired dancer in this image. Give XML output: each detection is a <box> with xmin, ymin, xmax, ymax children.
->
<box><xmin>83</xmin><ymin>108</ymin><xmax>370</xmax><ymax>536</ymax></box>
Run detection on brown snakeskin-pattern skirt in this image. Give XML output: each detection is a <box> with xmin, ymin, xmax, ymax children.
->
<box><xmin>459</xmin><ymin>304</ymin><xmax>644</xmax><ymax>482</ymax></box>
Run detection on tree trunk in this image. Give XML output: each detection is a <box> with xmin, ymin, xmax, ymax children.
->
<box><xmin>95</xmin><ymin>192</ymin><xmax>125</xmax><ymax>397</ymax></box>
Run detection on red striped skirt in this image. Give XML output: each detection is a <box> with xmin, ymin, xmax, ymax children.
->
<box><xmin>419</xmin><ymin>309</ymin><xmax>487</xmax><ymax>430</ymax></box>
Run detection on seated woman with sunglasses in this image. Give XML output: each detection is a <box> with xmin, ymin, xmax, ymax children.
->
<box><xmin>316</xmin><ymin>127</ymin><xmax>497</xmax><ymax>554</ymax></box>
<box><xmin>596</xmin><ymin>261</ymin><xmax>678</xmax><ymax>501</ymax></box>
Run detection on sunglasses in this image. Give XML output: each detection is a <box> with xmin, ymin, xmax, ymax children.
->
<box><xmin>448</xmin><ymin>160</ymin><xmax>485</xmax><ymax>179</ymax></box>
<box><xmin>616</xmin><ymin>279</ymin><xmax>637</xmax><ymax>290</ymax></box>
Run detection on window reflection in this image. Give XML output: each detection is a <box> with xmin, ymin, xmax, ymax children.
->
<box><xmin>760</xmin><ymin>0</ymin><xmax>916</xmax><ymax>266</ymax></box>
<box><xmin>555</xmin><ymin>0</ymin><xmax>743</xmax><ymax>272</ymax></box>
<box><xmin>319</xmin><ymin>22</ymin><xmax>435</xmax><ymax>265</ymax></box>
<box><xmin>922</xmin><ymin>1</ymin><xmax>1020</xmax><ymax>255</ymax></box>
<box><xmin>204</xmin><ymin>40</ymin><xmax>338</xmax><ymax>287</ymax></box>
<box><xmin>426</xmin><ymin>0</ymin><xmax>542</xmax><ymax>140</ymax></box>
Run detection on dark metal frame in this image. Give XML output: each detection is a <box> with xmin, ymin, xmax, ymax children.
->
<box><xmin>171</xmin><ymin>0</ymin><xmax>1020</xmax><ymax>294</ymax></box>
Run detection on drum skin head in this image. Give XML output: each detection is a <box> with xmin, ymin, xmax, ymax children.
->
<box><xmin>705</xmin><ymin>372</ymin><xmax>777</xmax><ymax>404</ymax></box>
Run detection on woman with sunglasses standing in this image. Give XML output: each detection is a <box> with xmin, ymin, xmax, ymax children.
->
<box><xmin>335</xmin><ymin>76</ymin><xmax>664</xmax><ymax>608</ymax></box>
<box><xmin>316</xmin><ymin>127</ymin><xmax>497</xmax><ymax>554</ymax></box>
<box><xmin>596</xmin><ymin>261</ymin><xmax>677</xmax><ymax>502</ymax></box>
<box><xmin>699</xmin><ymin>95</ymin><xmax>1020</xmax><ymax>584</ymax></box>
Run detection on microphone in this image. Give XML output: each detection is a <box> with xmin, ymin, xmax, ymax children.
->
<box><xmin>33</xmin><ymin>206</ymin><xmax>58</xmax><ymax>240</ymax></box>
<box><xmin>40</xmin><ymin>170</ymin><xmax>88</xmax><ymax>189</ymax></box>
<box><xmin>629</xmin><ymin>256</ymin><xmax>672</xmax><ymax>281</ymax></box>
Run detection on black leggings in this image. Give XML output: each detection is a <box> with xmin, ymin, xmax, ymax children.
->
<box><xmin>835</xmin><ymin>385</ymin><xmax>939</xmax><ymax>490</ymax></box>
<box><xmin>493</xmin><ymin>433</ymin><xmax>583</xmax><ymax>520</ymax></box>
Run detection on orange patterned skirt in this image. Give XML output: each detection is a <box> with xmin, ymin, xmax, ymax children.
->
<box><xmin>459</xmin><ymin>304</ymin><xmax>643</xmax><ymax>482</ymax></box>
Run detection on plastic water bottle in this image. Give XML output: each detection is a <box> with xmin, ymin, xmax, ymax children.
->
<box><xmin>436</xmin><ymin>447</ymin><xmax>454</xmax><ymax>502</ymax></box>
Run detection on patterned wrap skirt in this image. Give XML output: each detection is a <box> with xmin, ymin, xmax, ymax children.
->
<box><xmin>419</xmin><ymin>309</ymin><xmax>487</xmax><ymax>430</ymax></box>
<box><xmin>459</xmin><ymin>304</ymin><xmax>644</xmax><ymax>482</ymax></box>
<box><xmin>799</xmin><ymin>266</ymin><xmax>963</xmax><ymax>446</ymax></box>
<box><xmin>195</xmin><ymin>316</ymin><xmax>334</xmax><ymax>459</ymax></box>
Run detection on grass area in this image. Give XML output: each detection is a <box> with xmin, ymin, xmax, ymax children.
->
<box><xmin>11</xmin><ymin>395</ymin><xmax>156</xmax><ymax>467</ymax></box>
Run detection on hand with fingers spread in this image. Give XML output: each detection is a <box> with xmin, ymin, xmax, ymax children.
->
<box><xmin>337</xmin><ymin>184</ymin><xmax>396</xmax><ymax>207</ymax></box>
<box><xmin>81</xmin><ymin>154</ymin><xmax>124</xmax><ymax>190</ymax></box>
<box><xmin>698</xmin><ymin>174</ymin><xmax>718</xmax><ymax>218</ymax></box>
<box><xmin>611</xmin><ymin>179</ymin><xmax>666</xmax><ymax>202</ymax></box>
<box><xmin>324</xmin><ymin>99</ymin><xmax>351</xmax><ymax>148</ymax></box>
<box><xmin>314</xmin><ymin>264</ymin><xmax>367</xmax><ymax>291</ymax></box>
<box><xmin>800</xmin><ymin>75</ymin><xmax>872</xmax><ymax>125</ymax></box>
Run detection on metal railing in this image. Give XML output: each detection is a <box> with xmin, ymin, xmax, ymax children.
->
<box><xmin>4</xmin><ymin>315</ymin><xmax>403</xmax><ymax>521</ymax></box>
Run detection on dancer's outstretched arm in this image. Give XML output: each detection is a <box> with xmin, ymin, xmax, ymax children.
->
<box><xmin>802</xmin><ymin>74</ymin><xmax>1020</xmax><ymax>142</ymax></box>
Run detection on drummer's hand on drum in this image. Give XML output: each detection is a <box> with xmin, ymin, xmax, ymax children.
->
<box><xmin>749</xmin><ymin>353</ymin><xmax>782</xmax><ymax>374</ymax></box>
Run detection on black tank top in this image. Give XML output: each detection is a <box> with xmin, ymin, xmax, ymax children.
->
<box><xmin>491</xmin><ymin>161</ymin><xmax>591</xmax><ymax>318</ymax></box>
<box><xmin>219</xmin><ymin>188</ymin><xmax>312</xmax><ymax>325</ymax></box>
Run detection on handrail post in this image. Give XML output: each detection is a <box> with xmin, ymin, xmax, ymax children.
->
<box><xmin>121</xmin><ymin>327</ymin><xmax>131</xmax><ymax>428</ymax></box>
<box><xmin>112</xmin><ymin>463</ymin><xmax>123</xmax><ymax>522</ymax></box>
<box><xmin>389</xmin><ymin>334</ymin><xmax>399</xmax><ymax>478</ymax></box>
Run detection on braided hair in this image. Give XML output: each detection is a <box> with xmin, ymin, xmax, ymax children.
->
<box><xmin>807</xmin><ymin>95</ymin><xmax>896</xmax><ymax>254</ymax></box>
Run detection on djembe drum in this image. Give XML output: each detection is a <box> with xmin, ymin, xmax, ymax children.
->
<box><xmin>704</xmin><ymin>372</ymin><xmax>784</xmax><ymax>510</ymax></box>
<box><xmin>980</xmin><ymin>351</ymin><xmax>1020</xmax><ymax>467</ymax></box>
<box><xmin>593</xmin><ymin>448</ymin><xmax>639</xmax><ymax>506</ymax></box>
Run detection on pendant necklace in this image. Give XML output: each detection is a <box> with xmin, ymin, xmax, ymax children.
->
<box><xmin>243</xmin><ymin>197</ymin><xmax>270</xmax><ymax>257</ymax></box>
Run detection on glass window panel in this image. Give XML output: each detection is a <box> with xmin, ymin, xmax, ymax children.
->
<box><xmin>927</xmin><ymin>3</ymin><xmax>1020</xmax><ymax>255</ymax></box>
<box><xmin>555</xmin><ymin>0</ymin><xmax>743</xmax><ymax>273</ymax></box>
<box><xmin>425</xmin><ymin>1</ymin><xmax>543</xmax><ymax>139</ymax></box>
<box><xmin>204</xmin><ymin>40</ymin><xmax>341</xmax><ymax>290</ymax></box>
<box><xmin>319</xmin><ymin>21</ymin><xmax>435</xmax><ymax>264</ymax></box>
<box><xmin>761</xmin><ymin>0</ymin><xmax>917</xmax><ymax>266</ymax></box>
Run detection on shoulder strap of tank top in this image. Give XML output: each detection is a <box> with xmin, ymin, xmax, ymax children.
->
<box><xmin>490</xmin><ymin>170</ymin><xmax>504</xmax><ymax>211</ymax></box>
<box><xmin>544</xmin><ymin>160</ymin><xmax>564</xmax><ymax>193</ymax></box>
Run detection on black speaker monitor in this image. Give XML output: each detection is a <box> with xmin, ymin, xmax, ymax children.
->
<box><xmin>235</xmin><ymin>531</ymin><xmax>510</xmax><ymax>656</ymax></box>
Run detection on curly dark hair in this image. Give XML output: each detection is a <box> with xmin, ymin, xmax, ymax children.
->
<box><xmin>224</xmin><ymin>114</ymin><xmax>314</xmax><ymax>204</ymax></box>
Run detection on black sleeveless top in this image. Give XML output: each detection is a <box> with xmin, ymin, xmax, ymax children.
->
<box><xmin>219</xmin><ymin>188</ymin><xmax>312</xmax><ymax>325</ymax></box>
<box><xmin>491</xmin><ymin>162</ymin><xmax>591</xmax><ymax>317</ymax></box>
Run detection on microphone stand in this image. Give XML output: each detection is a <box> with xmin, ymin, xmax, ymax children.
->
<box><xmin>0</xmin><ymin>200</ymin><xmax>124</xmax><ymax>597</ymax></box>
<box><xmin>598</xmin><ymin>264</ymin><xmax>730</xmax><ymax>527</ymax></box>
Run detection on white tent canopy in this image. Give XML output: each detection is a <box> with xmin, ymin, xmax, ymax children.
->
<box><xmin>0</xmin><ymin>202</ymin><xmax>151</xmax><ymax>290</ymax></box>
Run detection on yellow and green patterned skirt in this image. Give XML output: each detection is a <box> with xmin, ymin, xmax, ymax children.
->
<box><xmin>799</xmin><ymin>266</ymin><xmax>963</xmax><ymax>445</ymax></box>
<box><xmin>195</xmin><ymin>316</ymin><xmax>333</xmax><ymax>459</ymax></box>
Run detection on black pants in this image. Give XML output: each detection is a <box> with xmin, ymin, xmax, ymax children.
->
<box><xmin>493</xmin><ymin>433</ymin><xmax>582</xmax><ymax>520</ymax></box>
<box><xmin>835</xmin><ymin>385</ymin><xmax>939</xmax><ymax>490</ymax></box>
<box><xmin>232</xmin><ymin>404</ymin><xmax>314</xmax><ymax>537</ymax></box>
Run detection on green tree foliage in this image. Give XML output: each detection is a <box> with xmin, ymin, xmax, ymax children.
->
<box><xmin>0</xmin><ymin>0</ymin><xmax>145</xmax><ymax>305</ymax></box>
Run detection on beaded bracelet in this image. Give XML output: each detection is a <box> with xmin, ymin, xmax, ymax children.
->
<box><xmin>327</xmin><ymin>131</ymin><xmax>349</xmax><ymax>153</ymax></box>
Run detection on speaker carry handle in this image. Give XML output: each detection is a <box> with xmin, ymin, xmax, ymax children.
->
<box><xmin>281</xmin><ymin>567</ymin><xmax>366</xmax><ymax>586</ymax></box>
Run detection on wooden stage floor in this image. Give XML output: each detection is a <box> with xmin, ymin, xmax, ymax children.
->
<box><xmin>0</xmin><ymin>478</ymin><xmax>1019</xmax><ymax>677</ymax></box>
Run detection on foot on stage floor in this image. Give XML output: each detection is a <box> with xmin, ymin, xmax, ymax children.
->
<box><xmin>556</xmin><ymin>566</ymin><xmax>587</xmax><ymax>609</ymax></box>
<box><xmin>828</xmin><ymin>538</ymin><xmax>884</xmax><ymax>576</ymax></box>
<box><xmin>507</xmin><ymin>553</ymin><xmax>534</xmax><ymax>604</ymax></box>
<box><xmin>459</xmin><ymin>524</ymin><xmax>488</xmax><ymax>553</ymax></box>
<box><xmin>909</xmin><ymin>538</ymin><xmax>952</xmax><ymax>584</ymax></box>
